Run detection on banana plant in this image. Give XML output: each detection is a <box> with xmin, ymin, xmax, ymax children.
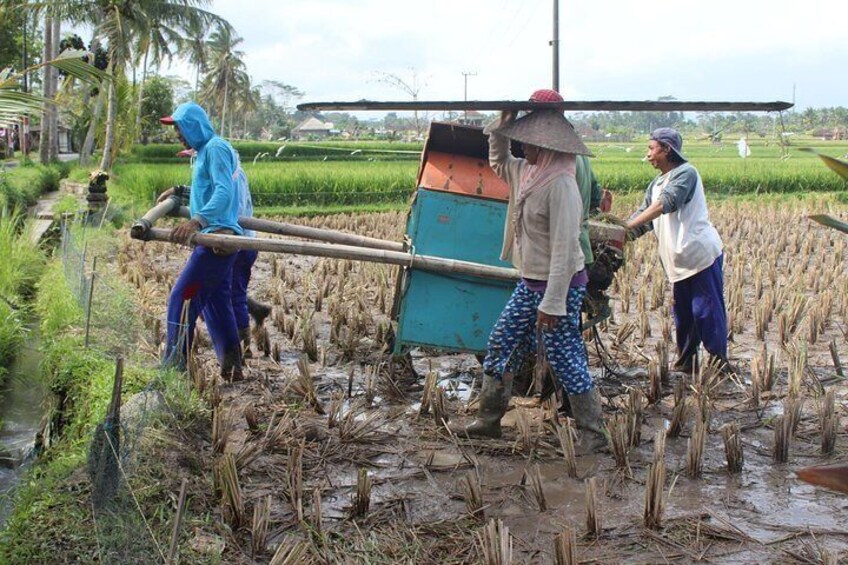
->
<box><xmin>799</xmin><ymin>147</ymin><xmax>848</xmax><ymax>234</ymax></box>
<box><xmin>0</xmin><ymin>49</ymin><xmax>107</xmax><ymax>128</ymax></box>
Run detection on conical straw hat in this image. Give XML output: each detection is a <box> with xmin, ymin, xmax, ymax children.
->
<box><xmin>486</xmin><ymin>110</ymin><xmax>593</xmax><ymax>156</ymax></box>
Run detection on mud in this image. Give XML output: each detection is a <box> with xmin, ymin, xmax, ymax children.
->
<box><xmin>122</xmin><ymin>203</ymin><xmax>848</xmax><ymax>564</ymax></box>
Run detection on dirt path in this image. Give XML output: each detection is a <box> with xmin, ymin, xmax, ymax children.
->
<box><xmin>121</xmin><ymin>202</ymin><xmax>848</xmax><ymax>564</ymax></box>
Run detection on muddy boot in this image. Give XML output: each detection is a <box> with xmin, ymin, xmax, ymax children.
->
<box><xmin>247</xmin><ymin>298</ymin><xmax>272</xmax><ymax>326</ymax></box>
<box><xmin>221</xmin><ymin>347</ymin><xmax>244</xmax><ymax>382</ymax></box>
<box><xmin>709</xmin><ymin>354</ymin><xmax>737</xmax><ymax>376</ymax></box>
<box><xmin>569</xmin><ymin>388</ymin><xmax>607</xmax><ymax>452</ymax></box>
<box><xmin>672</xmin><ymin>354</ymin><xmax>698</xmax><ymax>375</ymax></box>
<box><xmin>458</xmin><ymin>373</ymin><xmax>513</xmax><ymax>439</ymax></box>
<box><xmin>239</xmin><ymin>326</ymin><xmax>252</xmax><ymax>359</ymax></box>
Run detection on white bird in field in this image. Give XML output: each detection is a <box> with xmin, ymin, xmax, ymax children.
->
<box><xmin>350</xmin><ymin>149</ymin><xmax>362</xmax><ymax>155</ymax></box>
<box><xmin>252</xmin><ymin>152</ymin><xmax>269</xmax><ymax>165</ymax></box>
<box><xmin>276</xmin><ymin>145</ymin><xmax>287</xmax><ymax>157</ymax></box>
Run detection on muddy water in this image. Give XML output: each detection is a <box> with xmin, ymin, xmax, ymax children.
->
<box><xmin>0</xmin><ymin>329</ymin><xmax>48</xmax><ymax>525</ymax></box>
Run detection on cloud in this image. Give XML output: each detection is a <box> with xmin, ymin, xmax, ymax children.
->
<box><xmin>155</xmin><ymin>0</ymin><xmax>846</xmax><ymax>113</ymax></box>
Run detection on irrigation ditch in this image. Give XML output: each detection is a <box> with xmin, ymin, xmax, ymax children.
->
<box><xmin>0</xmin><ymin>323</ymin><xmax>47</xmax><ymax>526</ymax></box>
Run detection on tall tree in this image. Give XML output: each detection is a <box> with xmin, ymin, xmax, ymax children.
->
<box><xmin>25</xmin><ymin>0</ymin><xmax>231</xmax><ymax>170</ymax></box>
<box><xmin>183</xmin><ymin>17</ymin><xmax>208</xmax><ymax>96</ymax></box>
<box><xmin>38</xmin><ymin>8</ymin><xmax>54</xmax><ymax>164</ymax></box>
<box><xmin>199</xmin><ymin>25</ymin><xmax>248</xmax><ymax>138</ymax></box>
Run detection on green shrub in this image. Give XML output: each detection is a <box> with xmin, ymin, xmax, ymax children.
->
<box><xmin>0</xmin><ymin>163</ymin><xmax>69</xmax><ymax>210</ymax></box>
<box><xmin>0</xmin><ymin>209</ymin><xmax>46</xmax><ymax>366</ymax></box>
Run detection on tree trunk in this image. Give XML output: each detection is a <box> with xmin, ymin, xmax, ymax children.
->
<box><xmin>4</xmin><ymin>129</ymin><xmax>13</xmax><ymax>159</ymax></box>
<box><xmin>80</xmin><ymin>86</ymin><xmax>106</xmax><ymax>166</ymax></box>
<box><xmin>48</xmin><ymin>16</ymin><xmax>60</xmax><ymax>161</ymax></box>
<box><xmin>135</xmin><ymin>47</ymin><xmax>149</xmax><ymax>136</ymax></box>
<box><xmin>99</xmin><ymin>62</ymin><xmax>119</xmax><ymax>171</ymax></box>
<box><xmin>39</xmin><ymin>12</ymin><xmax>53</xmax><ymax>164</ymax></box>
<box><xmin>221</xmin><ymin>70</ymin><xmax>229</xmax><ymax>138</ymax></box>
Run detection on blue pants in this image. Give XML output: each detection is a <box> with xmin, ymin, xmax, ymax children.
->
<box><xmin>483</xmin><ymin>281</ymin><xmax>593</xmax><ymax>395</ymax></box>
<box><xmin>673</xmin><ymin>254</ymin><xmax>728</xmax><ymax>361</ymax></box>
<box><xmin>229</xmin><ymin>250</ymin><xmax>258</xmax><ymax>331</ymax></box>
<box><xmin>164</xmin><ymin>245</ymin><xmax>239</xmax><ymax>369</ymax></box>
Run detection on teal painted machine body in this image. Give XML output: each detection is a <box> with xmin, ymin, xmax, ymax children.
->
<box><xmin>394</xmin><ymin>188</ymin><xmax>514</xmax><ymax>354</ymax></box>
<box><xmin>392</xmin><ymin>121</ymin><xmax>519</xmax><ymax>355</ymax></box>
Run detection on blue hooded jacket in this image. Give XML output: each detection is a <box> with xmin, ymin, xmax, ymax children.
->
<box><xmin>170</xmin><ymin>102</ymin><xmax>243</xmax><ymax>235</ymax></box>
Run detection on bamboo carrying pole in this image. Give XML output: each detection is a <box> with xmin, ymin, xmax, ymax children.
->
<box><xmin>298</xmin><ymin>100</ymin><xmax>794</xmax><ymax>113</ymax></box>
<box><xmin>174</xmin><ymin>206</ymin><xmax>405</xmax><ymax>252</ymax></box>
<box><xmin>130</xmin><ymin>196</ymin><xmax>181</xmax><ymax>240</ymax></box>
<box><xmin>137</xmin><ymin>227</ymin><xmax>521</xmax><ymax>282</ymax></box>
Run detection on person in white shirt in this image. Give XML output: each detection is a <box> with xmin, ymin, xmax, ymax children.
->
<box><xmin>626</xmin><ymin>127</ymin><xmax>732</xmax><ymax>375</ymax></box>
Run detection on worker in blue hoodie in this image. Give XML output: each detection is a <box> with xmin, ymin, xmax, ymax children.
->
<box><xmin>160</xmin><ymin>102</ymin><xmax>245</xmax><ymax>380</ymax></box>
<box><xmin>158</xmin><ymin>148</ymin><xmax>271</xmax><ymax>357</ymax></box>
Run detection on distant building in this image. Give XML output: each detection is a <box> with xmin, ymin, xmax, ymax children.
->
<box><xmin>29</xmin><ymin>123</ymin><xmax>74</xmax><ymax>153</ymax></box>
<box><xmin>292</xmin><ymin>117</ymin><xmax>335</xmax><ymax>140</ymax></box>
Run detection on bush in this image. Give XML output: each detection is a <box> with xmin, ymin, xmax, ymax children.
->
<box><xmin>0</xmin><ymin>162</ymin><xmax>69</xmax><ymax>210</ymax></box>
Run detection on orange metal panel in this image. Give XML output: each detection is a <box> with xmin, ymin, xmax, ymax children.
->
<box><xmin>419</xmin><ymin>151</ymin><xmax>509</xmax><ymax>201</ymax></box>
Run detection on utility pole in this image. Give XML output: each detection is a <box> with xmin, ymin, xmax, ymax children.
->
<box><xmin>462</xmin><ymin>71</ymin><xmax>476</xmax><ymax>122</ymax></box>
<box><xmin>551</xmin><ymin>0</ymin><xmax>560</xmax><ymax>92</ymax></box>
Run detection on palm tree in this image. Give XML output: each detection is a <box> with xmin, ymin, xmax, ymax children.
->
<box><xmin>0</xmin><ymin>50</ymin><xmax>107</xmax><ymax>128</ymax></box>
<box><xmin>183</xmin><ymin>17</ymin><xmax>209</xmax><ymax>96</ymax></box>
<box><xmin>200</xmin><ymin>25</ymin><xmax>248</xmax><ymax>138</ymax></box>
<box><xmin>96</xmin><ymin>1</ymin><xmax>231</xmax><ymax>170</ymax></box>
<box><xmin>21</xmin><ymin>0</ymin><xmax>232</xmax><ymax>170</ymax></box>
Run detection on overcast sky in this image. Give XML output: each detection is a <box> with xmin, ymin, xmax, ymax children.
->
<box><xmin>162</xmin><ymin>0</ymin><xmax>845</xmax><ymax>116</ymax></box>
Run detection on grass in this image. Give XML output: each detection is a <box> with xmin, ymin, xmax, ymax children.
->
<box><xmin>109</xmin><ymin>139</ymin><xmax>848</xmax><ymax>218</ymax></box>
<box><xmin>0</xmin><ymin>209</ymin><xmax>46</xmax><ymax>368</ymax></box>
<box><xmin>1</xmin><ymin>241</ymin><xmax>209</xmax><ymax>563</ymax></box>
<box><xmin>108</xmin><ymin>159</ymin><xmax>418</xmax><ymax>216</ymax></box>
<box><xmin>0</xmin><ymin>161</ymin><xmax>69</xmax><ymax>210</ymax></box>
<box><xmin>126</xmin><ymin>140</ymin><xmax>423</xmax><ymax>163</ymax></box>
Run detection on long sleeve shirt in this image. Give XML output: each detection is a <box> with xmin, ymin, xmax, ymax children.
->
<box><xmin>631</xmin><ymin>163</ymin><xmax>723</xmax><ymax>282</ymax></box>
<box><xmin>489</xmin><ymin>132</ymin><xmax>585</xmax><ymax>316</ymax></box>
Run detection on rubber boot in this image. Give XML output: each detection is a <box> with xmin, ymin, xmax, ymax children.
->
<box><xmin>239</xmin><ymin>326</ymin><xmax>252</xmax><ymax>359</ymax></box>
<box><xmin>568</xmin><ymin>387</ymin><xmax>606</xmax><ymax>452</ymax></box>
<box><xmin>672</xmin><ymin>353</ymin><xmax>698</xmax><ymax>375</ymax></box>
<box><xmin>459</xmin><ymin>373</ymin><xmax>513</xmax><ymax>439</ymax></box>
<box><xmin>247</xmin><ymin>298</ymin><xmax>272</xmax><ymax>326</ymax></box>
<box><xmin>221</xmin><ymin>347</ymin><xmax>244</xmax><ymax>382</ymax></box>
<box><xmin>709</xmin><ymin>354</ymin><xmax>737</xmax><ymax>376</ymax></box>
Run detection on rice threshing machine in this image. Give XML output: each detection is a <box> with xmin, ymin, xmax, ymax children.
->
<box><xmin>390</xmin><ymin>120</ymin><xmax>625</xmax><ymax>356</ymax></box>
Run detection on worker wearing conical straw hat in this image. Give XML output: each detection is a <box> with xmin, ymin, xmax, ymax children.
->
<box><xmin>626</xmin><ymin>128</ymin><xmax>733</xmax><ymax>375</ymax></box>
<box><xmin>458</xmin><ymin>89</ymin><xmax>605</xmax><ymax>448</ymax></box>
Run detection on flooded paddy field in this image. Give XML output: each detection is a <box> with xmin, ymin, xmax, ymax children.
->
<box><xmin>119</xmin><ymin>198</ymin><xmax>848</xmax><ymax>563</ymax></box>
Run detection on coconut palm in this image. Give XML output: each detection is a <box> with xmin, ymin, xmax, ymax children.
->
<box><xmin>199</xmin><ymin>24</ymin><xmax>249</xmax><ymax>138</ymax></box>
<box><xmin>183</xmin><ymin>16</ymin><xmax>209</xmax><ymax>96</ymax></box>
<box><xmin>0</xmin><ymin>50</ymin><xmax>106</xmax><ymax>127</ymax></box>
<box><xmin>95</xmin><ymin>1</ymin><xmax>231</xmax><ymax>170</ymax></box>
<box><xmin>18</xmin><ymin>1</ymin><xmax>231</xmax><ymax>170</ymax></box>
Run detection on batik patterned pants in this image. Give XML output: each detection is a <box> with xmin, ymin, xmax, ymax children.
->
<box><xmin>483</xmin><ymin>281</ymin><xmax>593</xmax><ymax>395</ymax></box>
